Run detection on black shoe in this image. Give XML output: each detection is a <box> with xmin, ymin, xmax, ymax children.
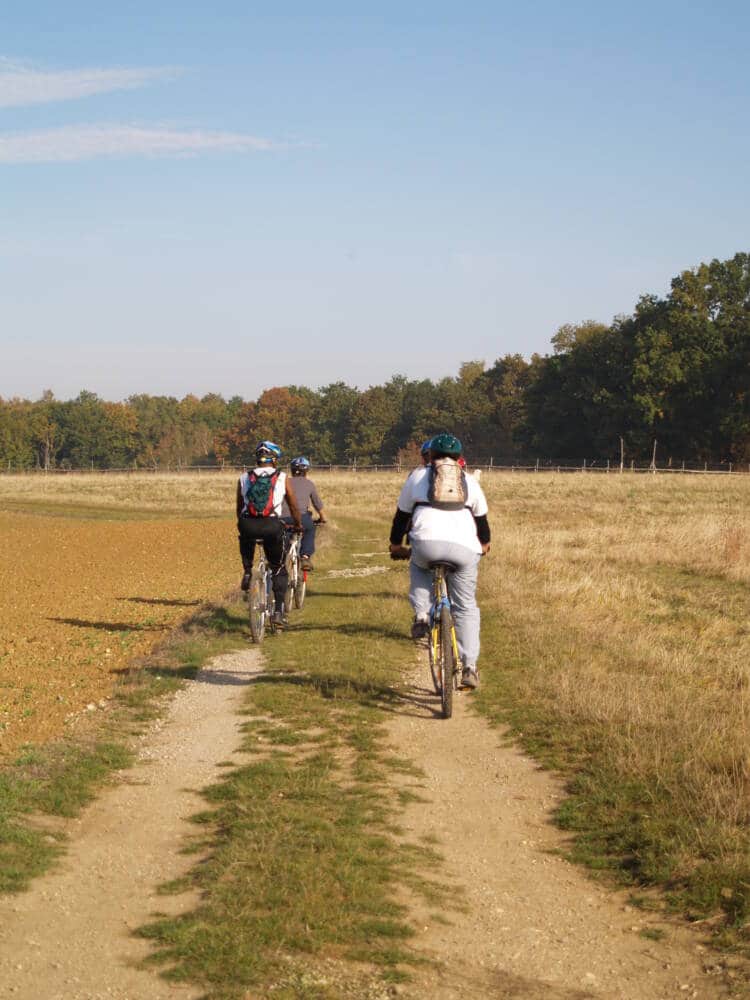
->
<box><xmin>411</xmin><ymin>618</ymin><xmax>429</xmax><ymax>640</ymax></box>
<box><xmin>272</xmin><ymin>611</ymin><xmax>285</xmax><ymax>628</ymax></box>
<box><xmin>240</xmin><ymin>572</ymin><xmax>251</xmax><ymax>592</ymax></box>
<box><xmin>301</xmin><ymin>555</ymin><xmax>314</xmax><ymax>571</ymax></box>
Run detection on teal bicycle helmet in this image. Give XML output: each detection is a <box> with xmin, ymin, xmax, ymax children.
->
<box><xmin>429</xmin><ymin>433</ymin><xmax>462</xmax><ymax>458</ymax></box>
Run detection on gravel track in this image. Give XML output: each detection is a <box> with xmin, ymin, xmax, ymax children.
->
<box><xmin>0</xmin><ymin>649</ymin><xmax>262</xmax><ymax>1000</ymax></box>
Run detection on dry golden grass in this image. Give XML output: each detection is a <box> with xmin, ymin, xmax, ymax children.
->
<box><xmin>0</xmin><ymin>470</ymin><xmax>238</xmax><ymax>516</ymax></box>
<box><xmin>473</xmin><ymin>472</ymin><xmax>750</xmax><ymax>897</ymax></box>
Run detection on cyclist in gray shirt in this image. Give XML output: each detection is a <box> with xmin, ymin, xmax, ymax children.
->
<box><xmin>281</xmin><ymin>457</ymin><xmax>326</xmax><ymax>568</ymax></box>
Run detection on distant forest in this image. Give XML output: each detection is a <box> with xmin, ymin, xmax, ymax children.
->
<box><xmin>2</xmin><ymin>252</ymin><xmax>749</xmax><ymax>470</ymax></box>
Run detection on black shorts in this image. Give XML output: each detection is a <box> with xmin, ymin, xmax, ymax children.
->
<box><xmin>238</xmin><ymin>515</ymin><xmax>285</xmax><ymax>568</ymax></box>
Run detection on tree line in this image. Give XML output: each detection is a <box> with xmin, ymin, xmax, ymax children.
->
<box><xmin>2</xmin><ymin>252</ymin><xmax>748</xmax><ymax>470</ymax></box>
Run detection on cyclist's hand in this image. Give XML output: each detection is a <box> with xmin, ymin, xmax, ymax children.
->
<box><xmin>389</xmin><ymin>543</ymin><xmax>411</xmax><ymax>560</ymax></box>
<box><xmin>294</xmin><ymin>522</ymin><xmax>304</xmax><ymax>533</ymax></box>
<box><xmin>315</xmin><ymin>518</ymin><xmax>326</xmax><ymax>525</ymax></box>
<box><xmin>481</xmin><ymin>542</ymin><xmax>491</xmax><ymax>555</ymax></box>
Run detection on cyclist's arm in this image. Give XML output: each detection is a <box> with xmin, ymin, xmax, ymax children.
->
<box><xmin>474</xmin><ymin>513</ymin><xmax>491</xmax><ymax>554</ymax></box>
<box><xmin>389</xmin><ymin>508</ymin><xmax>411</xmax><ymax>546</ymax></box>
<box><xmin>310</xmin><ymin>483</ymin><xmax>326</xmax><ymax>521</ymax></box>
<box><xmin>236</xmin><ymin>480</ymin><xmax>244</xmax><ymax>520</ymax></box>
<box><xmin>284</xmin><ymin>479</ymin><xmax>303</xmax><ymax>528</ymax></box>
<box><xmin>468</xmin><ymin>476</ymin><xmax>490</xmax><ymax>554</ymax></box>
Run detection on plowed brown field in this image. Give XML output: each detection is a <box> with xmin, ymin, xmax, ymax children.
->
<box><xmin>0</xmin><ymin>510</ymin><xmax>236</xmax><ymax>757</ymax></box>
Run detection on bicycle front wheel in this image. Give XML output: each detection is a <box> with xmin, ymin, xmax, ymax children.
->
<box><xmin>248</xmin><ymin>569</ymin><xmax>266</xmax><ymax>644</ymax></box>
<box><xmin>294</xmin><ymin>565</ymin><xmax>306</xmax><ymax>609</ymax></box>
<box><xmin>439</xmin><ymin>605</ymin><xmax>455</xmax><ymax>719</ymax></box>
<box><xmin>284</xmin><ymin>552</ymin><xmax>295</xmax><ymax>617</ymax></box>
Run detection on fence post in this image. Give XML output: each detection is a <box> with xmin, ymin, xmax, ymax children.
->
<box><xmin>535</xmin><ymin>458</ymin><xmax>539</xmax><ymax>472</ymax></box>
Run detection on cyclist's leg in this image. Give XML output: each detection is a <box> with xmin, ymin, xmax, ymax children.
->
<box><xmin>237</xmin><ymin>520</ymin><xmax>258</xmax><ymax>585</ymax></box>
<box><xmin>409</xmin><ymin>540</ymin><xmax>443</xmax><ymax>620</ymax></box>
<box><xmin>258</xmin><ymin>519</ymin><xmax>288</xmax><ymax>611</ymax></box>
<box><xmin>412</xmin><ymin>540</ymin><xmax>480</xmax><ymax>669</ymax></box>
<box><xmin>443</xmin><ymin>548</ymin><xmax>481</xmax><ymax>671</ymax></box>
<box><xmin>299</xmin><ymin>512</ymin><xmax>315</xmax><ymax>558</ymax></box>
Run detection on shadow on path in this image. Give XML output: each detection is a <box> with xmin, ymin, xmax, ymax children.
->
<box><xmin>306</xmin><ymin>590</ymin><xmax>403</xmax><ymax>601</ymax></box>
<box><xmin>119</xmin><ymin>596</ymin><xmax>202</xmax><ymax>608</ymax></box>
<box><xmin>48</xmin><ymin>617</ymin><xmax>169</xmax><ymax>633</ymax></box>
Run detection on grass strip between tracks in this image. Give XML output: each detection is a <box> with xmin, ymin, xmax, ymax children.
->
<box><xmin>137</xmin><ymin>514</ymin><xmax>447</xmax><ymax>999</ymax></box>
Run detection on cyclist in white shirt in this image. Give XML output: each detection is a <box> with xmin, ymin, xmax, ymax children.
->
<box><xmin>389</xmin><ymin>433</ymin><xmax>490</xmax><ymax>689</ymax></box>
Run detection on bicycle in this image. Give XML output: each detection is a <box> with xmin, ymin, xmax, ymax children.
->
<box><xmin>390</xmin><ymin>548</ymin><xmax>461</xmax><ymax>719</ymax></box>
<box><xmin>282</xmin><ymin>518</ymin><xmax>325</xmax><ymax>612</ymax></box>
<box><xmin>283</xmin><ymin>524</ymin><xmax>306</xmax><ymax>612</ymax></box>
<box><xmin>426</xmin><ymin>561</ymin><xmax>461</xmax><ymax>719</ymax></box>
<box><xmin>247</xmin><ymin>548</ymin><xmax>280</xmax><ymax>644</ymax></box>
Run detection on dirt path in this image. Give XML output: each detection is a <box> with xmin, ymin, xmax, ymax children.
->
<box><xmin>0</xmin><ymin>650</ymin><xmax>745</xmax><ymax>1000</ymax></box>
<box><xmin>388</xmin><ymin>664</ymin><xmax>742</xmax><ymax>1000</ymax></box>
<box><xmin>0</xmin><ymin>649</ymin><xmax>262</xmax><ymax>1000</ymax></box>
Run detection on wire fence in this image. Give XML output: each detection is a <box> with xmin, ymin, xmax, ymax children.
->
<box><xmin>2</xmin><ymin>459</ymin><xmax>749</xmax><ymax>476</ymax></box>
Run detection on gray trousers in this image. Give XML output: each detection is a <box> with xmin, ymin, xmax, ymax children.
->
<box><xmin>409</xmin><ymin>539</ymin><xmax>481</xmax><ymax>670</ymax></box>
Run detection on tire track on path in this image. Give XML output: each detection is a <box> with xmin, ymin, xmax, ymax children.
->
<box><xmin>0</xmin><ymin>649</ymin><xmax>262</xmax><ymax>1000</ymax></box>
<box><xmin>387</xmin><ymin>663</ymin><xmax>741</xmax><ymax>999</ymax></box>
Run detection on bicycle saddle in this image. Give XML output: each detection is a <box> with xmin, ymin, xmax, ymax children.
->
<box><xmin>429</xmin><ymin>560</ymin><xmax>457</xmax><ymax>573</ymax></box>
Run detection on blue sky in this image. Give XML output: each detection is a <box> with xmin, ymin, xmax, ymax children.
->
<box><xmin>2</xmin><ymin>1</ymin><xmax>749</xmax><ymax>400</ymax></box>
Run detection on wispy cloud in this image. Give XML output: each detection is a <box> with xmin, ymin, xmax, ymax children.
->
<box><xmin>0</xmin><ymin>124</ymin><xmax>283</xmax><ymax>163</ymax></box>
<box><xmin>0</xmin><ymin>58</ymin><xmax>178</xmax><ymax>108</ymax></box>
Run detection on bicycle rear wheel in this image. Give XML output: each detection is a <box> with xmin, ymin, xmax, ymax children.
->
<box><xmin>248</xmin><ymin>567</ymin><xmax>266</xmax><ymax>643</ymax></box>
<box><xmin>439</xmin><ymin>605</ymin><xmax>455</xmax><ymax>719</ymax></box>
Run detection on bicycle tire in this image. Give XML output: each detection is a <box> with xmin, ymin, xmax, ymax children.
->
<box><xmin>439</xmin><ymin>605</ymin><xmax>454</xmax><ymax>719</ymax></box>
<box><xmin>294</xmin><ymin>568</ymin><xmax>306</xmax><ymax>609</ymax></box>
<box><xmin>428</xmin><ymin>622</ymin><xmax>441</xmax><ymax>695</ymax></box>
<box><xmin>248</xmin><ymin>568</ymin><xmax>266</xmax><ymax>644</ymax></box>
<box><xmin>284</xmin><ymin>552</ymin><xmax>295</xmax><ymax>618</ymax></box>
<box><xmin>268</xmin><ymin>573</ymin><xmax>279</xmax><ymax>635</ymax></box>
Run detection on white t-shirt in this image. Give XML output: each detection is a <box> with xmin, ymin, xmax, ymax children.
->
<box><xmin>239</xmin><ymin>468</ymin><xmax>287</xmax><ymax>517</ymax></box>
<box><xmin>396</xmin><ymin>466</ymin><xmax>488</xmax><ymax>554</ymax></box>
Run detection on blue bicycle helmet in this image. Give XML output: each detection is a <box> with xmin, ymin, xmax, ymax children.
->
<box><xmin>290</xmin><ymin>456</ymin><xmax>311</xmax><ymax>475</ymax></box>
<box><xmin>255</xmin><ymin>440</ymin><xmax>282</xmax><ymax>465</ymax></box>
